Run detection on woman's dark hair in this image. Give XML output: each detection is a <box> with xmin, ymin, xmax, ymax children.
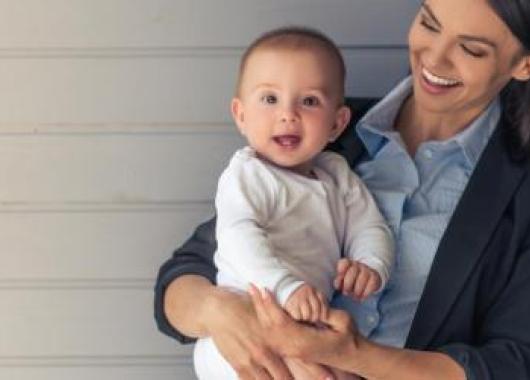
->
<box><xmin>487</xmin><ymin>0</ymin><xmax>530</xmax><ymax>157</ymax></box>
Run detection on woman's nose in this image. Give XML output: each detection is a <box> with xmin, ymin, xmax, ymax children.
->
<box><xmin>425</xmin><ymin>38</ymin><xmax>452</xmax><ymax>69</ymax></box>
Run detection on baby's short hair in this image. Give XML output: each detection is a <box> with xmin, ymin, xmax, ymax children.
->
<box><xmin>236</xmin><ymin>26</ymin><xmax>346</xmax><ymax>100</ymax></box>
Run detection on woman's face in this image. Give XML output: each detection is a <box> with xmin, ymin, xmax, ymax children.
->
<box><xmin>408</xmin><ymin>0</ymin><xmax>529</xmax><ymax>118</ymax></box>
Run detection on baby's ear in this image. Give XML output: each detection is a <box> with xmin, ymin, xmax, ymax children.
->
<box><xmin>329</xmin><ymin>105</ymin><xmax>352</xmax><ymax>142</ymax></box>
<box><xmin>231</xmin><ymin>98</ymin><xmax>246</xmax><ymax>135</ymax></box>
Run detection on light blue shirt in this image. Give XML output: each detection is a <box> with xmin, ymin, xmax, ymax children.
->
<box><xmin>331</xmin><ymin>77</ymin><xmax>500</xmax><ymax>347</ymax></box>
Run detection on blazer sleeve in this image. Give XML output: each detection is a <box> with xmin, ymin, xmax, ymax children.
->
<box><xmin>438</xmin><ymin>232</ymin><xmax>530</xmax><ymax>379</ymax></box>
<box><xmin>154</xmin><ymin>216</ymin><xmax>218</xmax><ymax>343</ymax></box>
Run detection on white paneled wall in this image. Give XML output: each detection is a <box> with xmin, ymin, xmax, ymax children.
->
<box><xmin>0</xmin><ymin>1</ymin><xmax>418</xmax><ymax>379</ymax></box>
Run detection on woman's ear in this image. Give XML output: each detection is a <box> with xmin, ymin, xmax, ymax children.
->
<box><xmin>512</xmin><ymin>54</ymin><xmax>530</xmax><ymax>81</ymax></box>
<box><xmin>329</xmin><ymin>105</ymin><xmax>352</xmax><ymax>142</ymax></box>
<box><xmin>231</xmin><ymin>98</ymin><xmax>246</xmax><ymax>135</ymax></box>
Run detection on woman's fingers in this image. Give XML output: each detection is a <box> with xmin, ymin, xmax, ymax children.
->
<box><xmin>213</xmin><ymin>285</ymin><xmax>292</xmax><ymax>379</ymax></box>
<box><xmin>249</xmin><ymin>284</ymin><xmax>271</xmax><ymax>325</ymax></box>
<box><xmin>286</xmin><ymin>358</ymin><xmax>335</xmax><ymax>380</ymax></box>
<box><xmin>249</xmin><ymin>284</ymin><xmax>289</xmax><ymax>327</ymax></box>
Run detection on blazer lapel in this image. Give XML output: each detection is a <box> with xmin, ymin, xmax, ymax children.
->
<box><xmin>405</xmin><ymin>124</ymin><xmax>527</xmax><ymax>349</ymax></box>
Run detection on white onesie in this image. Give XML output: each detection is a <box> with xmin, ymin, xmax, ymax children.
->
<box><xmin>194</xmin><ymin>146</ymin><xmax>394</xmax><ymax>379</ymax></box>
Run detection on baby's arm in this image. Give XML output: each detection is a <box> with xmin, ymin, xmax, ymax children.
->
<box><xmin>341</xmin><ymin>169</ymin><xmax>394</xmax><ymax>292</ymax></box>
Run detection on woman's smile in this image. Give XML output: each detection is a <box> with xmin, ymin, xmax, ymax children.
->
<box><xmin>420</xmin><ymin>66</ymin><xmax>463</xmax><ymax>95</ymax></box>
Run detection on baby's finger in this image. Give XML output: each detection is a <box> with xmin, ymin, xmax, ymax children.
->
<box><xmin>343</xmin><ymin>263</ymin><xmax>359</xmax><ymax>294</ymax></box>
<box><xmin>354</xmin><ymin>267</ymin><xmax>370</xmax><ymax>300</ymax></box>
<box><xmin>317</xmin><ymin>292</ymin><xmax>329</xmax><ymax>320</ymax></box>
<box><xmin>299</xmin><ymin>299</ymin><xmax>312</xmax><ymax>321</ymax></box>
<box><xmin>336</xmin><ymin>258</ymin><xmax>351</xmax><ymax>274</ymax></box>
<box><xmin>333</xmin><ymin>272</ymin><xmax>345</xmax><ymax>290</ymax></box>
<box><xmin>361</xmin><ymin>273</ymin><xmax>381</xmax><ymax>300</ymax></box>
<box><xmin>308</xmin><ymin>293</ymin><xmax>322</xmax><ymax>323</ymax></box>
<box><xmin>285</xmin><ymin>301</ymin><xmax>302</xmax><ymax>321</ymax></box>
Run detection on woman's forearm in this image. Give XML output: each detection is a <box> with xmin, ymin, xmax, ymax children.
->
<box><xmin>334</xmin><ymin>337</ymin><xmax>466</xmax><ymax>380</ymax></box>
<box><xmin>163</xmin><ymin>275</ymin><xmax>216</xmax><ymax>338</ymax></box>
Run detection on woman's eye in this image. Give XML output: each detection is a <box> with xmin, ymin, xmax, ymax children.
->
<box><xmin>461</xmin><ymin>44</ymin><xmax>487</xmax><ymax>58</ymax></box>
<box><xmin>302</xmin><ymin>96</ymin><xmax>320</xmax><ymax>107</ymax></box>
<box><xmin>261</xmin><ymin>94</ymin><xmax>277</xmax><ymax>104</ymax></box>
<box><xmin>420</xmin><ymin>19</ymin><xmax>438</xmax><ymax>33</ymax></box>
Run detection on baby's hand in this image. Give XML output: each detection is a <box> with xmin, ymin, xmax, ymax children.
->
<box><xmin>334</xmin><ymin>258</ymin><xmax>381</xmax><ymax>301</ymax></box>
<box><xmin>284</xmin><ymin>283</ymin><xmax>328</xmax><ymax>323</ymax></box>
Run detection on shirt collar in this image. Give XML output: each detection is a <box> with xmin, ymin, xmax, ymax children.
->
<box><xmin>452</xmin><ymin>98</ymin><xmax>500</xmax><ymax>167</ymax></box>
<box><xmin>356</xmin><ymin>77</ymin><xmax>413</xmax><ymax>157</ymax></box>
<box><xmin>356</xmin><ymin>76</ymin><xmax>500</xmax><ymax>167</ymax></box>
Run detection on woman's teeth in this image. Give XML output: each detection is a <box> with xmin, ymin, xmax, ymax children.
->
<box><xmin>422</xmin><ymin>67</ymin><xmax>461</xmax><ymax>87</ymax></box>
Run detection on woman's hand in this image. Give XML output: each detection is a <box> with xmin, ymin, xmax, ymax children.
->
<box><xmin>249</xmin><ymin>284</ymin><xmax>362</xmax><ymax>372</ymax></box>
<box><xmin>202</xmin><ymin>286</ymin><xmax>294</xmax><ymax>379</ymax></box>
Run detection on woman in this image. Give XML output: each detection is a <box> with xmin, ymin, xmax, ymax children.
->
<box><xmin>155</xmin><ymin>0</ymin><xmax>530</xmax><ymax>378</ymax></box>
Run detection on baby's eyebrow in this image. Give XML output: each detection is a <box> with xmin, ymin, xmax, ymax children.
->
<box><xmin>250</xmin><ymin>83</ymin><xmax>278</xmax><ymax>92</ymax></box>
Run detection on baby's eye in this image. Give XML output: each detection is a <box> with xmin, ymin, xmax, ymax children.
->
<box><xmin>302</xmin><ymin>96</ymin><xmax>320</xmax><ymax>107</ymax></box>
<box><xmin>260</xmin><ymin>94</ymin><xmax>277</xmax><ymax>104</ymax></box>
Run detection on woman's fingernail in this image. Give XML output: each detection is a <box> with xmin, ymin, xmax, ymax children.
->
<box><xmin>261</xmin><ymin>288</ymin><xmax>271</xmax><ymax>300</ymax></box>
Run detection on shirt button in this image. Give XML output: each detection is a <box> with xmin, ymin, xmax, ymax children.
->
<box><xmin>367</xmin><ymin>315</ymin><xmax>378</xmax><ymax>325</ymax></box>
<box><xmin>424</xmin><ymin>149</ymin><xmax>433</xmax><ymax>159</ymax></box>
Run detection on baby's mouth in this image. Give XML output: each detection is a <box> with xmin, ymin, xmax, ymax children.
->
<box><xmin>273</xmin><ymin>135</ymin><xmax>301</xmax><ymax>148</ymax></box>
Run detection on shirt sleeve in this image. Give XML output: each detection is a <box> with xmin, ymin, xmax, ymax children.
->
<box><xmin>154</xmin><ymin>216</ymin><xmax>218</xmax><ymax>344</ymax></box>
<box><xmin>437</xmin><ymin>234</ymin><xmax>530</xmax><ymax>379</ymax></box>
<box><xmin>214</xmin><ymin>153</ymin><xmax>303</xmax><ymax>306</ymax></box>
<box><xmin>341</xmin><ymin>162</ymin><xmax>394</xmax><ymax>289</ymax></box>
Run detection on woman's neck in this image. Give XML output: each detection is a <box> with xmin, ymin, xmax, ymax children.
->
<box><xmin>395</xmin><ymin>95</ymin><xmax>488</xmax><ymax>156</ymax></box>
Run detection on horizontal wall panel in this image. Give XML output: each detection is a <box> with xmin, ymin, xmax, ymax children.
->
<box><xmin>0</xmin><ymin>49</ymin><xmax>409</xmax><ymax>124</ymax></box>
<box><xmin>0</xmin><ymin>207</ymin><xmax>212</xmax><ymax>280</ymax></box>
<box><xmin>0</xmin><ymin>366</ymin><xmax>195</xmax><ymax>380</ymax></box>
<box><xmin>0</xmin><ymin>131</ymin><xmax>244</xmax><ymax>203</ymax></box>
<box><xmin>0</xmin><ymin>289</ymin><xmax>190</xmax><ymax>357</ymax></box>
<box><xmin>0</xmin><ymin>0</ymin><xmax>417</xmax><ymax>49</ymax></box>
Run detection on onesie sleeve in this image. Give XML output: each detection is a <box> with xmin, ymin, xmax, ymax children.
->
<box><xmin>325</xmin><ymin>152</ymin><xmax>394</xmax><ymax>289</ymax></box>
<box><xmin>214</xmin><ymin>150</ymin><xmax>303</xmax><ymax>304</ymax></box>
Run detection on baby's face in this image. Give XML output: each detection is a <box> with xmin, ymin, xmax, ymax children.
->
<box><xmin>232</xmin><ymin>48</ymin><xmax>350</xmax><ymax>176</ymax></box>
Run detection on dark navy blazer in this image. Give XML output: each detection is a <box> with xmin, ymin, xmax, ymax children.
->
<box><xmin>155</xmin><ymin>99</ymin><xmax>530</xmax><ymax>379</ymax></box>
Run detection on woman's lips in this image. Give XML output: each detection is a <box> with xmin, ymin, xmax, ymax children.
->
<box><xmin>273</xmin><ymin>135</ymin><xmax>301</xmax><ymax>148</ymax></box>
<box><xmin>420</xmin><ymin>66</ymin><xmax>463</xmax><ymax>95</ymax></box>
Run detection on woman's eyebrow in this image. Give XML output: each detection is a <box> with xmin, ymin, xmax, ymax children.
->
<box><xmin>422</xmin><ymin>2</ymin><xmax>497</xmax><ymax>50</ymax></box>
<box><xmin>421</xmin><ymin>3</ymin><xmax>441</xmax><ymax>28</ymax></box>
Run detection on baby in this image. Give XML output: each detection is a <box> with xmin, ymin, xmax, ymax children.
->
<box><xmin>193</xmin><ymin>26</ymin><xmax>394</xmax><ymax>380</ymax></box>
